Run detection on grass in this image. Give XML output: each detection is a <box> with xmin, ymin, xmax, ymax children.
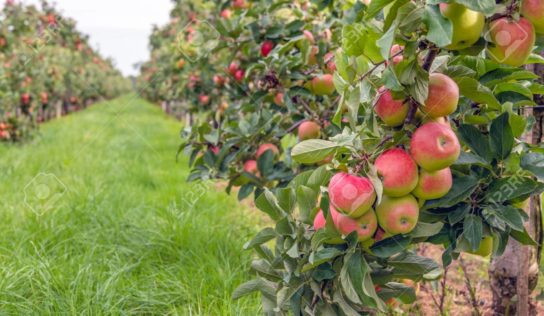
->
<box><xmin>0</xmin><ymin>95</ymin><xmax>261</xmax><ymax>315</ymax></box>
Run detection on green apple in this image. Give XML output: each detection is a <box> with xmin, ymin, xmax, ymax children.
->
<box><xmin>439</xmin><ymin>3</ymin><xmax>485</xmax><ymax>50</ymax></box>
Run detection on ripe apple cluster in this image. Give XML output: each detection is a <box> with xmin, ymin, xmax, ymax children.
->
<box><xmin>313</xmin><ymin>70</ymin><xmax>463</xmax><ymax>244</ymax></box>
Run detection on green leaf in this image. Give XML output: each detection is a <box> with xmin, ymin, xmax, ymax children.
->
<box><xmin>489</xmin><ymin>112</ymin><xmax>514</xmax><ymax>160</ymax></box>
<box><xmin>521</xmin><ymin>152</ymin><xmax>544</xmax><ymax>181</ymax></box>
<box><xmin>423</xmin><ymin>5</ymin><xmax>452</xmax><ymax>47</ymax></box>
<box><xmin>308</xmin><ymin>248</ymin><xmax>343</xmax><ymax>267</ymax></box>
<box><xmin>276</xmin><ymin>187</ymin><xmax>296</xmax><ymax>214</ymax></box>
<box><xmin>495</xmin><ymin>82</ymin><xmax>534</xmax><ymax>100</ymax></box>
<box><xmin>307</xmin><ymin>165</ymin><xmax>334</xmax><ymax>190</ymax></box>
<box><xmin>382</xmin><ymin>66</ymin><xmax>404</xmax><ymax>92</ymax></box>
<box><xmin>424</xmin><ymin>175</ymin><xmax>479</xmax><ymax>209</ymax></box>
<box><xmin>291</xmin><ymin>139</ymin><xmax>338</xmax><ymax>164</ymax></box>
<box><xmin>232</xmin><ymin>278</ymin><xmax>274</xmax><ymax>300</ymax></box>
<box><xmin>494</xmin><ymin>205</ymin><xmax>525</xmax><ymax>232</ymax></box>
<box><xmin>457</xmin><ymin>124</ymin><xmax>492</xmax><ymax>161</ymax></box>
<box><xmin>244</xmin><ymin>228</ymin><xmax>277</xmax><ymax>249</ymax></box>
<box><xmin>454</xmin><ymin>152</ymin><xmax>491</xmax><ymax>168</ymax></box>
<box><xmin>486</xmin><ymin>177</ymin><xmax>540</xmax><ymax>203</ymax></box>
<box><xmin>297</xmin><ymin>185</ymin><xmax>319</xmax><ymax>224</ymax></box>
<box><xmin>464</xmin><ymin>214</ymin><xmax>483</xmax><ymax>251</ymax></box>
<box><xmin>370</xmin><ymin>235</ymin><xmax>412</xmax><ymax>258</ymax></box>
<box><xmin>448</xmin><ymin>204</ymin><xmax>470</xmax><ymax>225</ymax></box>
<box><xmin>366</xmin><ymin>0</ymin><xmax>395</xmax><ymax>19</ymax></box>
<box><xmin>410</xmin><ymin>222</ymin><xmax>444</xmax><ymax>238</ymax></box>
<box><xmin>452</xmin><ymin>0</ymin><xmax>496</xmax><ymax>15</ymax></box>
<box><xmin>255</xmin><ymin>189</ymin><xmax>284</xmax><ymax>220</ymax></box>
<box><xmin>388</xmin><ymin>252</ymin><xmax>440</xmax><ymax>275</ymax></box>
<box><xmin>455</xmin><ymin>77</ymin><xmax>501</xmax><ymax>109</ymax></box>
<box><xmin>377</xmin><ymin>22</ymin><xmax>396</xmax><ymax>60</ymax></box>
<box><xmin>510</xmin><ymin>228</ymin><xmax>537</xmax><ymax>246</ymax></box>
<box><xmin>526</xmin><ymin>53</ymin><xmax>544</xmax><ymax>64</ymax></box>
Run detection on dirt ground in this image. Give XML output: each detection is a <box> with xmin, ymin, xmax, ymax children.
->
<box><xmin>402</xmin><ymin>245</ymin><xmax>544</xmax><ymax>316</ymax></box>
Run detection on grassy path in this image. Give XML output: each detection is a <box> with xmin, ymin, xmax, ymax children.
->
<box><xmin>0</xmin><ymin>95</ymin><xmax>261</xmax><ymax>315</ymax></box>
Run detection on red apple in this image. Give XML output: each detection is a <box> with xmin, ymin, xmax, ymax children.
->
<box><xmin>328</xmin><ymin>172</ymin><xmax>377</xmax><ymax>218</ymax></box>
<box><xmin>487</xmin><ymin>17</ymin><xmax>536</xmax><ymax>67</ymax></box>
<box><xmin>374</xmin><ymin>88</ymin><xmax>409</xmax><ymax>127</ymax></box>
<box><xmin>421</xmin><ymin>73</ymin><xmax>459</xmax><ymax>119</ymax></box>
<box><xmin>21</xmin><ymin>93</ymin><xmax>30</xmax><ymax>105</ymax></box>
<box><xmin>324</xmin><ymin>52</ymin><xmax>336</xmax><ymax>73</ymax></box>
<box><xmin>412</xmin><ymin>167</ymin><xmax>453</xmax><ymax>200</ymax></box>
<box><xmin>390</xmin><ymin>44</ymin><xmax>404</xmax><ymax>65</ymax></box>
<box><xmin>521</xmin><ymin>0</ymin><xmax>544</xmax><ymax>34</ymax></box>
<box><xmin>220</xmin><ymin>9</ymin><xmax>232</xmax><ymax>19</ymax></box>
<box><xmin>234</xmin><ymin>69</ymin><xmax>245</xmax><ymax>82</ymax></box>
<box><xmin>375</xmin><ymin>148</ymin><xmax>419</xmax><ymax>197</ymax></box>
<box><xmin>176</xmin><ymin>59</ymin><xmax>185</xmax><ymax>70</ymax></box>
<box><xmin>213</xmin><ymin>75</ymin><xmax>225</xmax><ymax>86</ymax></box>
<box><xmin>198</xmin><ymin>95</ymin><xmax>210</xmax><ymax>105</ymax></box>
<box><xmin>256</xmin><ymin>143</ymin><xmax>279</xmax><ymax>158</ymax></box>
<box><xmin>410</xmin><ymin>122</ymin><xmax>460</xmax><ymax>171</ymax></box>
<box><xmin>298</xmin><ymin>121</ymin><xmax>321</xmax><ymax>141</ymax></box>
<box><xmin>376</xmin><ymin>195</ymin><xmax>419</xmax><ymax>235</ymax></box>
<box><xmin>274</xmin><ymin>92</ymin><xmax>284</xmax><ymax>106</ymax></box>
<box><xmin>335</xmin><ymin>210</ymin><xmax>378</xmax><ymax>242</ymax></box>
<box><xmin>313</xmin><ymin>206</ymin><xmax>340</xmax><ymax>230</ymax></box>
<box><xmin>303</xmin><ymin>30</ymin><xmax>315</xmax><ymax>44</ymax></box>
<box><xmin>40</xmin><ymin>92</ymin><xmax>48</xmax><ymax>104</ymax></box>
<box><xmin>243</xmin><ymin>160</ymin><xmax>259</xmax><ymax>175</ymax></box>
<box><xmin>228</xmin><ymin>62</ymin><xmax>239</xmax><ymax>75</ymax></box>
<box><xmin>232</xmin><ymin>0</ymin><xmax>247</xmax><ymax>9</ymax></box>
<box><xmin>310</xmin><ymin>74</ymin><xmax>335</xmax><ymax>96</ymax></box>
<box><xmin>260</xmin><ymin>40</ymin><xmax>274</xmax><ymax>57</ymax></box>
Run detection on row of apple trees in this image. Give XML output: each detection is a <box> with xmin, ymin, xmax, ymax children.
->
<box><xmin>0</xmin><ymin>0</ymin><xmax>131</xmax><ymax>142</ymax></box>
<box><xmin>139</xmin><ymin>0</ymin><xmax>544</xmax><ymax>314</ymax></box>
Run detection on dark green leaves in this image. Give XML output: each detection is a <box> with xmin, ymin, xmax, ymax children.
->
<box><xmin>521</xmin><ymin>153</ymin><xmax>544</xmax><ymax>181</ymax></box>
<box><xmin>423</xmin><ymin>5</ymin><xmax>452</xmax><ymax>47</ymax></box>
<box><xmin>463</xmin><ymin>214</ymin><xmax>483</xmax><ymax>251</ymax></box>
<box><xmin>489</xmin><ymin>113</ymin><xmax>514</xmax><ymax>160</ymax></box>
<box><xmin>370</xmin><ymin>235</ymin><xmax>412</xmax><ymax>258</ymax></box>
<box><xmin>452</xmin><ymin>0</ymin><xmax>497</xmax><ymax>15</ymax></box>
<box><xmin>424</xmin><ymin>175</ymin><xmax>479</xmax><ymax>209</ymax></box>
<box><xmin>486</xmin><ymin>177</ymin><xmax>541</xmax><ymax>203</ymax></box>
<box><xmin>291</xmin><ymin>139</ymin><xmax>337</xmax><ymax>164</ymax></box>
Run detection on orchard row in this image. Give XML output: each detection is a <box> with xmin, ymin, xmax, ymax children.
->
<box><xmin>0</xmin><ymin>1</ymin><xmax>130</xmax><ymax>141</ymax></box>
<box><xmin>140</xmin><ymin>0</ymin><xmax>544</xmax><ymax>314</ymax></box>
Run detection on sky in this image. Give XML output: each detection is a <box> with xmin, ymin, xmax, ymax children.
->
<box><xmin>18</xmin><ymin>0</ymin><xmax>173</xmax><ymax>76</ymax></box>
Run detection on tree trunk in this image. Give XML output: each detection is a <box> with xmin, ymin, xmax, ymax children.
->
<box><xmin>489</xmin><ymin>55</ymin><xmax>544</xmax><ymax>315</ymax></box>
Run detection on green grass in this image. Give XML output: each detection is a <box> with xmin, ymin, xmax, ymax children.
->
<box><xmin>0</xmin><ymin>95</ymin><xmax>261</xmax><ymax>315</ymax></box>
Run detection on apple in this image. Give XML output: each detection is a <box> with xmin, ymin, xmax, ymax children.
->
<box><xmin>274</xmin><ymin>92</ymin><xmax>284</xmax><ymax>106</ymax></box>
<box><xmin>256</xmin><ymin>143</ymin><xmax>279</xmax><ymax>158</ymax></box>
<box><xmin>328</xmin><ymin>172</ymin><xmax>377</xmax><ymax>218</ymax></box>
<box><xmin>234</xmin><ymin>69</ymin><xmax>245</xmax><ymax>82</ymax></box>
<box><xmin>439</xmin><ymin>3</ymin><xmax>485</xmax><ymax>50</ymax></box>
<box><xmin>243</xmin><ymin>160</ymin><xmax>259</xmax><ymax>176</ymax></box>
<box><xmin>375</xmin><ymin>148</ymin><xmax>418</xmax><ymax>197</ymax></box>
<box><xmin>21</xmin><ymin>93</ymin><xmax>30</xmax><ymax>105</ymax></box>
<box><xmin>40</xmin><ymin>92</ymin><xmax>48</xmax><ymax>104</ymax></box>
<box><xmin>313</xmin><ymin>206</ymin><xmax>340</xmax><ymax>230</ymax></box>
<box><xmin>487</xmin><ymin>17</ymin><xmax>536</xmax><ymax>67</ymax></box>
<box><xmin>228</xmin><ymin>62</ymin><xmax>239</xmax><ymax>75</ymax></box>
<box><xmin>376</xmin><ymin>195</ymin><xmax>419</xmax><ymax>235</ymax></box>
<box><xmin>310</xmin><ymin>74</ymin><xmax>335</xmax><ymax>96</ymax></box>
<box><xmin>410</xmin><ymin>122</ymin><xmax>460</xmax><ymax>171</ymax></box>
<box><xmin>335</xmin><ymin>210</ymin><xmax>378</xmax><ymax>242</ymax></box>
<box><xmin>521</xmin><ymin>0</ymin><xmax>544</xmax><ymax>34</ymax></box>
<box><xmin>232</xmin><ymin>0</ymin><xmax>247</xmax><ymax>9</ymax></box>
<box><xmin>308</xmin><ymin>45</ymin><xmax>319</xmax><ymax>65</ymax></box>
<box><xmin>467</xmin><ymin>236</ymin><xmax>493</xmax><ymax>257</ymax></box>
<box><xmin>421</xmin><ymin>73</ymin><xmax>459</xmax><ymax>119</ymax></box>
<box><xmin>389</xmin><ymin>44</ymin><xmax>404</xmax><ymax>65</ymax></box>
<box><xmin>176</xmin><ymin>59</ymin><xmax>185</xmax><ymax>70</ymax></box>
<box><xmin>220</xmin><ymin>9</ymin><xmax>232</xmax><ymax>19</ymax></box>
<box><xmin>412</xmin><ymin>167</ymin><xmax>452</xmax><ymax>200</ymax></box>
<box><xmin>374</xmin><ymin>88</ymin><xmax>409</xmax><ymax>127</ymax></box>
<box><xmin>298</xmin><ymin>121</ymin><xmax>321</xmax><ymax>141</ymax></box>
<box><xmin>213</xmin><ymin>75</ymin><xmax>225</xmax><ymax>86</ymax></box>
<box><xmin>261</xmin><ymin>40</ymin><xmax>274</xmax><ymax>57</ymax></box>
<box><xmin>302</xmin><ymin>30</ymin><xmax>315</xmax><ymax>44</ymax></box>
<box><xmin>198</xmin><ymin>95</ymin><xmax>210</xmax><ymax>105</ymax></box>
<box><xmin>324</xmin><ymin>52</ymin><xmax>336</xmax><ymax>73</ymax></box>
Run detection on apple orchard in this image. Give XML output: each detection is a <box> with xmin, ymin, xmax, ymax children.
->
<box><xmin>138</xmin><ymin>0</ymin><xmax>544</xmax><ymax>315</ymax></box>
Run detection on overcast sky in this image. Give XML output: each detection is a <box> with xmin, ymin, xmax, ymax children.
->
<box><xmin>17</xmin><ymin>0</ymin><xmax>173</xmax><ymax>76</ymax></box>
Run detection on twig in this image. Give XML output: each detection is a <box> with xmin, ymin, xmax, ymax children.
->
<box><xmin>286</xmin><ymin>119</ymin><xmax>305</xmax><ymax>133</ymax></box>
<box><xmin>438</xmin><ymin>266</ymin><xmax>449</xmax><ymax>315</ymax></box>
<box><xmin>459</xmin><ymin>255</ymin><xmax>482</xmax><ymax>316</ymax></box>
<box><xmin>358</xmin><ymin>49</ymin><xmax>405</xmax><ymax>81</ymax></box>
